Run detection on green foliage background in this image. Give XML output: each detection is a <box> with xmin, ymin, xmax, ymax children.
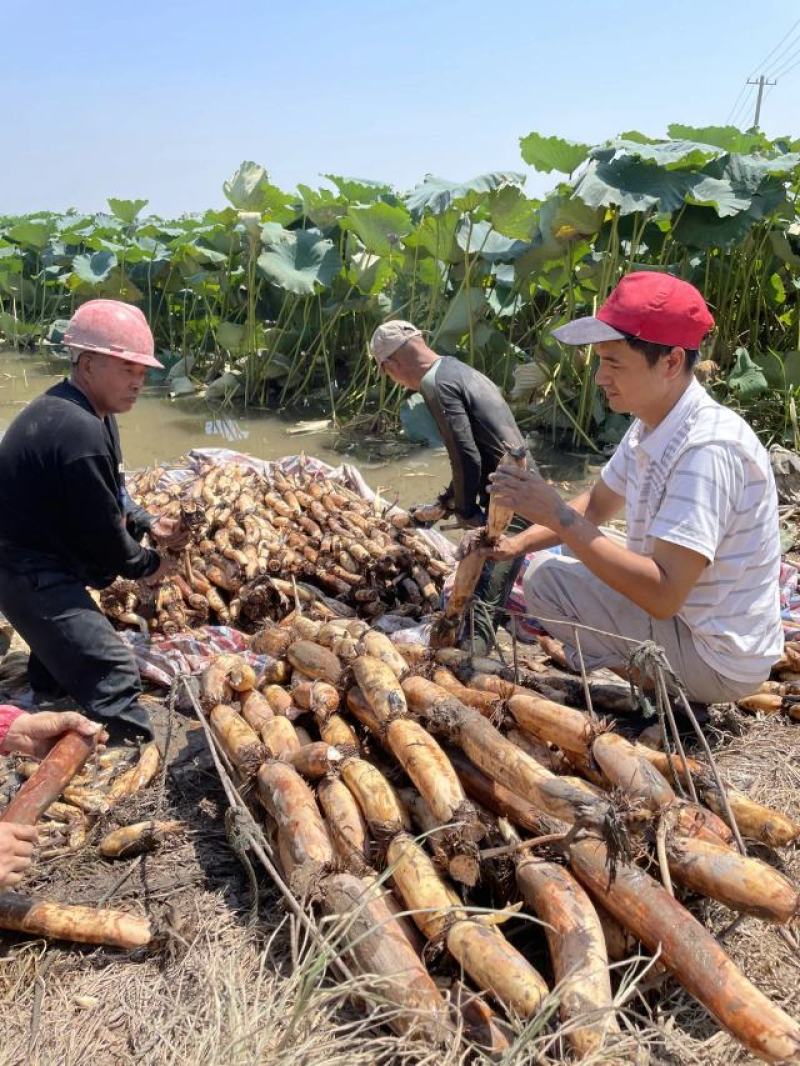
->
<box><xmin>2</xmin><ymin>123</ymin><xmax>799</xmax><ymax>448</ymax></box>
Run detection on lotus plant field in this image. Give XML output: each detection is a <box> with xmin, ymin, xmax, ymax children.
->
<box><xmin>2</xmin><ymin>124</ymin><xmax>800</xmax><ymax>448</ymax></box>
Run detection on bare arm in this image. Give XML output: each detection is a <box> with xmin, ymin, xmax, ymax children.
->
<box><xmin>489</xmin><ymin>468</ymin><xmax>707</xmax><ymax>620</ymax></box>
<box><xmin>545</xmin><ymin>502</ymin><xmax>707</xmax><ymax>619</ymax></box>
<box><xmin>492</xmin><ymin>478</ymin><xmax>624</xmax><ymax>558</ymax></box>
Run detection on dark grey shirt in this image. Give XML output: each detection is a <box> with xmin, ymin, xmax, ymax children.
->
<box><xmin>418</xmin><ymin>356</ymin><xmax>526</xmax><ymax>519</ymax></box>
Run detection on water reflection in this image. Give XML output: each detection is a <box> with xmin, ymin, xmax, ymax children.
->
<box><xmin>0</xmin><ymin>348</ymin><xmax>601</xmax><ymax>507</ymax></box>
<box><xmin>204</xmin><ymin>417</ymin><xmax>250</xmax><ymax>442</ymax></box>
<box><xmin>0</xmin><ymin>348</ymin><xmax>454</xmax><ymax>508</ymax></box>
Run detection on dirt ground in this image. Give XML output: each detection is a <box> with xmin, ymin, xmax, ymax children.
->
<box><xmin>0</xmin><ymin>649</ymin><xmax>798</xmax><ymax>1066</ymax></box>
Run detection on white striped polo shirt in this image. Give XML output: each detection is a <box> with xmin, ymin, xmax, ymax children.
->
<box><xmin>601</xmin><ymin>378</ymin><xmax>782</xmax><ymax>684</ymax></box>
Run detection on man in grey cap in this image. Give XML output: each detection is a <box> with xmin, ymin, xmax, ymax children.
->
<box><xmin>369</xmin><ymin>319</ymin><xmax>528</xmax><ymax>654</ymax></box>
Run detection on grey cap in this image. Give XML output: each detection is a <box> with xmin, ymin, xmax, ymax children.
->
<box><xmin>551</xmin><ymin>317</ymin><xmax>627</xmax><ymax>345</ymax></box>
<box><xmin>369</xmin><ymin>320</ymin><xmax>422</xmax><ymax>365</ymax></box>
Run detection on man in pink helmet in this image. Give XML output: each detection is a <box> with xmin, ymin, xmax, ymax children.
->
<box><xmin>481</xmin><ymin>272</ymin><xmax>782</xmax><ymax>705</ymax></box>
<box><xmin>0</xmin><ymin>299</ymin><xmax>186</xmax><ymax>738</ymax></box>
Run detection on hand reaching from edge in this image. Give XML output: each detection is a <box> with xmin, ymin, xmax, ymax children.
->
<box><xmin>1</xmin><ymin>711</ymin><xmax>106</xmax><ymax>759</ymax></box>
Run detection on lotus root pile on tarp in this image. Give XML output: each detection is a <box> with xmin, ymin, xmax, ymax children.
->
<box><xmin>99</xmin><ymin>450</ymin><xmax>454</xmax><ymax>637</ymax></box>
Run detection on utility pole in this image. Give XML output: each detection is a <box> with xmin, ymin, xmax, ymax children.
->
<box><xmin>746</xmin><ymin>74</ymin><xmax>777</xmax><ymax>127</ymax></box>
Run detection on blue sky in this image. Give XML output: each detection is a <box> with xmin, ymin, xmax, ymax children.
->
<box><xmin>4</xmin><ymin>0</ymin><xmax>799</xmax><ymax>217</ymax></box>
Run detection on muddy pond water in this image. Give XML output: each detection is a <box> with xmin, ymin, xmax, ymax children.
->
<box><xmin>0</xmin><ymin>348</ymin><xmax>602</xmax><ymax>510</ymax></box>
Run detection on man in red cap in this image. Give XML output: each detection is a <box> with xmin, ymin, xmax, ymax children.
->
<box><xmin>0</xmin><ymin>299</ymin><xmax>187</xmax><ymax>738</ymax></box>
<box><xmin>483</xmin><ymin>271</ymin><xmax>782</xmax><ymax>703</ymax></box>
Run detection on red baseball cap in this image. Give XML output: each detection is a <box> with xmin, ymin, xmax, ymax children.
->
<box><xmin>552</xmin><ymin>272</ymin><xmax>715</xmax><ymax>350</ymax></box>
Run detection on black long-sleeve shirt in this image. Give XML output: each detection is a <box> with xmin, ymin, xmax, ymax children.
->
<box><xmin>0</xmin><ymin>379</ymin><xmax>159</xmax><ymax>588</ymax></box>
<box><xmin>418</xmin><ymin>356</ymin><xmax>526</xmax><ymax>520</ymax></box>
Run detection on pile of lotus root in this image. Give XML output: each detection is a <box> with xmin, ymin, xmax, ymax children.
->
<box><xmin>195</xmin><ymin>620</ymin><xmax>800</xmax><ymax>1062</ymax></box>
<box><xmin>100</xmin><ymin>460</ymin><xmax>449</xmax><ymax>636</ymax></box>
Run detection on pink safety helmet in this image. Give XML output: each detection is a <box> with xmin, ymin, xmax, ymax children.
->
<box><xmin>63</xmin><ymin>299</ymin><xmax>163</xmax><ymax>369</ymax></box>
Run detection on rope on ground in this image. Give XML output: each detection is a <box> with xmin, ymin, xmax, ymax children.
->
<box><xmin>500</xmin><ymin>605</ymin><xmax>748</xmax><ymax>854</ymax></box>
<box><xmin>504</xmin><ymin>606</ymin><xmax>654</xmax><ymax>647</ymax></box>
<box><xmin>572</xmin><ymin>626</ymin><xmax>594</xmax><ymax>719</ymax></box>
<box><xmin>27</xmin><ymin>949</ymin><xmax>56</xmax><ymax>1054</ymax></box>
<box><xmin>627</xmin><ymin>640</ymin><xmax>747</xmax><ymax>855</ymax></box>
<box><xmin>510</xmin><ymin>613</ymin><xmax>520</xmax><ymax>685</ymax></box>
<box><xmin>179</xmin><ymin>674</ymin><xmax>357</xmax><ymax>983</ymax></box>
<box><xmin>97</xmin><ymin>854</ymin><xmax>144</xmax><ymax>907</ymax></box>
<box><xmin>655</xmin><ymin>811</ymin><xmax>674</xmax><ymax>897</ymax></box>
<box><xmin>154</xmin><ymin>677</ymin><xmax>177</xmax><ymax>819</ymax></box>
<box><xmin>655</xmin><ymin>665</ymin><xmax>697</xmax><ymax>805</ymax></box>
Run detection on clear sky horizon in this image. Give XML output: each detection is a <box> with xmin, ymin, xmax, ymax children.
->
<box><xmin>4</xmin><ymin>0</ymin><xmax>799</xmax><ymax>218</ymax></box>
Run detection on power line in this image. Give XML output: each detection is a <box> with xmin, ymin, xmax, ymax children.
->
<box><xmin>725</xmin><ymin>81</ymin><xmax>750</xmax><ymax>125</ymax></box>
<box><xmin>770</xmin><ymin>44</ymin><xmax>800</xmax><ymax>80</ymax></box>
<box><xmin>748</xmin><ymin>16</ymin><xmax>800</xmax><ymax>79</ymax></box>
<box><xmin>729</xmin><ymin>82</ymin><xmax>754</xmax><ymax>126</ymax></box>
<box><xmin>776</xmin><ymin>54</ymin><xmax>800</xmax><ymax>82</ymax></box>
<box><xmin>725</xmin><ymin>17</ymin><xmax>800</xmax><ymax>129</ymax></box>
<box><xmin>755</xmin><ymin>43</ymin><xmax>800</xmax><ymax>126</ymax></box>
<box><xmin>729</xmin><ymin>90</ymin><xmax>750</xmax><ymax>127</ymax></box>
<box><xmin>764</xmin><ymin>29</ymin><xmax>800</xmax><ymax>77</ymax></box>
<box><xmin>729</xmin><ymin>83</ymin><xmax>756</xmax><ymax>128</ymax></box>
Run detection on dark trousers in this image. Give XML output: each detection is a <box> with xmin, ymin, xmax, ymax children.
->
<box><xmin>0</xmin><ymin>566</ymin><xmax>150</xmax><ymax>732</ymax></box>
<box><xmin>459</xmin><ymin>514</ymin><xmax>529</xmax><ymax>655</ymax></box>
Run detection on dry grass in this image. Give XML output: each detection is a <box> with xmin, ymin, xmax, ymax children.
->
<box><xmin>0</xmin><ymin>689</ymin><xmax>798</xmax><ymax>1065</ymax></box>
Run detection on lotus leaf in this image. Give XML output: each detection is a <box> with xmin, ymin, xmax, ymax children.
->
<box><xmin>324</xmin><ymin>175</ymin><xmax>395</xmax><ymax>204</ymax></box>
<box><xmin>403</xmin><ymin>210</ymin><xmax>461</xmax><ymax>263</ymax></box>
<box><xmin>168</xmin><ymin>376</ymin><xmax>197</xmax><ymax>397</ymax></box>
<box><xmin>684</xmin><ymin>175</ymin><xmax>752</xmax><ymax>217</ymax></box>
<box><xmin>405</xmin><ymin>172</ymin><xmax>525</xmax><ymax>217</ymax></box>
<box><xmin>520</xmin><ymin>132</ymin><xmax>590</xmax><ymax>174</ymax></box>
<box><xmin>674</xmin><ymin>193</ymin><xmax>779</xmax><ymax>249</ymax></box>
<box><xmin>254</xmin><ymin>351</ymin><xmax>293</xmax><ymax>380</ymax></box>
<box><xmin>617</xmin><ymin>130</ymin><xmax>660</xmax><ymax>144</ymax></box>
<box><xmin>0</xmin><ymin>313</ymin><xmax>40</xmax><ymax>338</ymax></box>
<box><xmin>727</xmin><ymin>348</ymin><xmax>768</xmax><ymax>400</ymax></box>
<box><xmin>7</xmin><ymin>220</ymin><xmax>53</xmax><ymax>249</ymax></box>
<box><xmin>224</xmin><ymin>162</ymin><xmax>295</xmax><ymax>222</ymax></box>
<box><xmin>257</xmin><ymin>227</ymin><xmax>341</xmax><ymax>294</ymax></box>
<box><xmin>488</xmin><ymin>186</ymin><xmax>538</xmax><ymax>240</ymax></box>
<box><xmin>667</xmin><ymin>124</ymin><xmax>771</xmax><ymax>154</ymax></box>
<box><xmin>71</xmin><ymin>250</ymin><xmax>118</xmax><ymax>285</ymax></box>
<box><xmin>456</xmin><ymin>219</ymin><xmax>528</xmax><ymax>262</ymax></box>
<box><xmin>539</xmin><ymin>193</ymin><xmax>604</xmax><ymax>242</ymax></box>
<box><xmin>770</xmin><ymin>231</ymin><xmax>800</xmax><ymax>269</ymax></box>
<box><xmin>783</xmin><ymin>352</ymin><xmax>800</xmax><ymax>388</ymax></box>
<box><xmin>405</xmin><ymin>253</ymin><xmax>442</xmax><ymax>288</ymax></box>
<box><xmin>345</xmin><ymin>203</ymin><xmax>413</xmax><ymax>256</ymax></box>
<box><xmin>347</xmin><ymin>250</ymin><xmax>396</xmax><ymax>295</ymax></box>
<box><xmin>592</xmin><ymin>138</ymin><xmax>724</xmax><ymax>171</ymax></box>
<box><xmin>297</xmin><ymin>185</ymin><xmax>348</xmax><ymax>229</ymax></box>
<box><xmin>434</xmin><ymin>287</ymin><xmax>486</xmax><ymax>346</ymax></box>
<box><xmin>513</xmin><ymin>233</ymin><xmax>563</xmax><ymax>280</ymax></box>
<box><xmin>205</xmin><ymin>371</ymin><xmax>244</xmax><ymax>401</ymax></box>
<box><xmin>753</xmin><ymin>349</ymin><xmax>786</xmax><ymax>389</ymax></box>
<box><xmin>107</xmin><ymin>198</ymin><xmax>148</xmax><ymax>224</ymax></box>
<box><xmin>216</xmin><ymin>322</ymin><xmax>246</xmax><ymax>351</ymax></box>
<box><xmin>574</xmin><ymin>158</ymin><xmax>696</xmax><ymax>215</ymax></box>
<box><xmin>201</xmin><ymin>207</ymin><xmax>241</xmax><ymax>228</ymax></box>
